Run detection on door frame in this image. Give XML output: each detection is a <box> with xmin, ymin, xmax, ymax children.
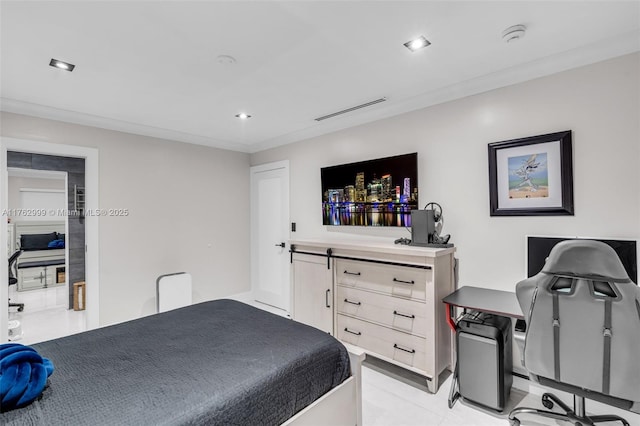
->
<box><xmin>1</xmin><ymin>137</ymin><xmax>100</xmax><ymax>341</ymax></box>
<box><xmin>250</xmin><ymin>160</ymin><xmax>290</xmax><ymax>310</ymax></box>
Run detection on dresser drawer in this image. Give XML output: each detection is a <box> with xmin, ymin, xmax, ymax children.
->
<box><xmin>335</xmin><ymin>259</ymin><xmax>429</xmax><ymax>301</ymax></box>
<box><xmin>337</xmin><ymin>285</ymin><xmax>429</xmax><ymax>337</ymax></box>
<box><xmin>337</xmin><ymin>314</ymin><xmax>430</xmax><ymax>372</ymax></box>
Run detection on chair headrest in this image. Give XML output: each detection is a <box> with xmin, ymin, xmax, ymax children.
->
<box><xmin>542</xmin><ymin>240</ymin><xmax>631</xmax><ymax>282</ymax></box>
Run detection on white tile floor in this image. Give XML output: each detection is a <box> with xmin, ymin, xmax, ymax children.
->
<box><xmin>8</xmin><ymin>305</ymin><xmax>86</xmax><ymax>345</ymax></box>
<box><xmin>10</xmin><ymin>299</ymin><xmax>640</xmax><ymax>426</ymax></box>
<box><xmin>8</xmin><ymin>282</ymin><xmax>68</xmax><ymax>313</ymax></box>
<box><xmin>361</xmin><ymin>357</ymin><xmax>640</xmax><ymax>426</ymax></box>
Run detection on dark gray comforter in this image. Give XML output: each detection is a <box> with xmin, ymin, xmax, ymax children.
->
<box><xmin>1</xmin><ymin>299</ymin><xmax>350</xmax><ymax>425</ymax></box>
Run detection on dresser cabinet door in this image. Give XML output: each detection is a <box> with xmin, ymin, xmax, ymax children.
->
<box><xmin>292</xmin><ymin>253</ymin><xmax>333</xmax><ymax>334</ymax></box>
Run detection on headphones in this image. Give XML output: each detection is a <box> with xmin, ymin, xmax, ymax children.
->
<box><xmin>423</xmin><ymin>202</ymin><xmax>443</xmax><ymax>223</ymax></box>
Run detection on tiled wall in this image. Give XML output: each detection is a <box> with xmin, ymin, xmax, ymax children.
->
<box><xmin>8</xmin><ymin>151</ymin><xmax>85</xmax><ymax>309</ymax></box>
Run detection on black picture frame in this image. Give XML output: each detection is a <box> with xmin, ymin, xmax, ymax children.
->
<box><xmin>488</xmin><ymin>130</ymin><xmax>573</xmax><ymax>216</ymax></box>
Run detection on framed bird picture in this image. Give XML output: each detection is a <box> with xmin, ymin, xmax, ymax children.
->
<box><xmin>488</xmin><ymin>131</ymin><xmax>573</xmax><ymax>216</ymax></box>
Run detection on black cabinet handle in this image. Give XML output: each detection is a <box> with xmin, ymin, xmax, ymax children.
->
<box><xmin>393</xmin><ymin>343</ymin><xmax>415</xmax><ymax>354</ymax></box>
<box><xmin>393</xmin><ymin>278</ymin><xmax>415</xmax><ymax>285</ymax></box>
<box><xmin>344</xmin><ymin>299</ymin><xmax>361</xmax><ymax>306</ymax></box>
<box><xmin>325</xmin><ymin>289</ymin><xmax>331</xmax><ymax>308</ymax></box>
<box><xmin>344</xmin><ymin>270</ymin><xmax>361</xmax><ymax>276</ymax></box>
<box><xmin>393</xmin><ymin>310</ymin><xmax>415</xmax><ymax>319</ymax></box>
<box><xmin>344</xmin><ymin>328</ymin><xmax>362</xmax><ymax>336</ymax></box>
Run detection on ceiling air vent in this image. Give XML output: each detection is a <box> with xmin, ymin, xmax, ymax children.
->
<box><xmin>314</xmin><ymin>97</ymin><xmax>387</xmax><ymax>122</ymax></box>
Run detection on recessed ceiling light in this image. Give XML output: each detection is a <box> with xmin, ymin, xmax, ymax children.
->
<box><xmin>49</xmin><ymin>58</ymin><xmax>75</xmax><ymax>71</ymax></box>
<box><xmin>403</xmin><ymin>36</ymin><xmax>431</xmax><ymax>52</ymax></box>
<box><xmin>235</xmin><ymin>113</ymin><xmax>252</xmax><ymax>120</ymax></box>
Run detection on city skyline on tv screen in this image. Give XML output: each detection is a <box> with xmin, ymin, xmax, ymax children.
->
<box><xmin>321</xmin><ymin>153</ymin><xmax>418</xmax><ymax>226</ymax></box>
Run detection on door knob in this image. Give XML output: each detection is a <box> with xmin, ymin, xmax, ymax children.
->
<box><xmin>275</xmin><ymin>242</ymin><xmax>285</xmax><ymax>248</ymax></box>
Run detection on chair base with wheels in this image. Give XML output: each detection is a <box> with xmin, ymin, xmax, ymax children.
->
<box><xmin>9</xmin><ymin>299</ymin><xmax>24</xmax><ymax>312</ymax></box>
<box><xmin>509</xmin><ymin>393</ymin><xmax>630</xmax><ymax>426</ymax></box>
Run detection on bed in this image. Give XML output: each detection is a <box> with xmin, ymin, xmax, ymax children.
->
<box><xmin>0</xmin><ymin>299</ymin><xmax>363</xmax><ymax>425</ymax></box>
<box><xmin>12</xmin><ymin>221</ymin><xmax>66</xmax><ymax>291</ymax></box>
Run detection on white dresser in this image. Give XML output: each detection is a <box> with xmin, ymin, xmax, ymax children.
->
<box><xmin>290</xmin><ymin>239</ymin><xmax>455</xmax><ymax>393</ymax></box>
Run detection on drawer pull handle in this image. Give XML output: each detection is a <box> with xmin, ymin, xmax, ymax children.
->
<box><xmin>393</xmin><ymin>310</ymin><xmax>415</xmax><ymax>319</ymax></box>
<box><xmin>344</xmin><ymin>270</ymin><xmax>361</xmax><ymax>276</ymax></box>
<box><xmin>393</xmin><ymin>278</ymin><xmax>415</xmax><ymax>285</ymax></box>
<box><xmin>344</xmin><ymin>328</ymin><xmax>362</xmax><ymax>336</ymax></box>
<box><xmin>344</xmin><ymin>299</ymin><xmax>361</xmax><ymax>306</ymax></box>
<box><xmin>393</xmin><ymin>343</ymin><xmax>415</xmax><ymax>354</ymax></box>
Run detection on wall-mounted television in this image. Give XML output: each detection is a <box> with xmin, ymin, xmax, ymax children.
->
<box><xmin>321</xmin><ymin>153</ymin><xmax>418</xmax><ymax>226</ymax></box>
<box><xmin>527</xmin><ymin>236</ymin><xmax>638</xmax><ymax>284</ymax></box>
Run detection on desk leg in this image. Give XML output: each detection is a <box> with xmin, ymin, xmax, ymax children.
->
<box><xmin>445</xmin><ymin>303</ymin><xmax>456</xmax><ymax>332</ymax></box>
<box><xmin>445</xmin><ymin>303</ymin><xmax>457</xmax><ymax>381</ymax></box>
<box><xmin>445</xmin><ymin>302</ymin><xmax>460</xmax><ymax>408</ymax></box>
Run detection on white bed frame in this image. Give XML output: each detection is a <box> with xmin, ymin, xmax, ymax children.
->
<box><xmin>283</xmin><ymin>343</ymin><xmax>365</xmax><ymax>426</ymax></box>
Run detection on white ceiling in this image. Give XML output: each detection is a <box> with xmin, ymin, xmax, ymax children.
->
<box><xmin>1</xmin><ymin>1</ymin><xmax>639</xmax><ymax>153</ymax></box>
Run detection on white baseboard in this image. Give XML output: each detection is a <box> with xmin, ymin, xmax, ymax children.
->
<box><xmin>225</xmin><ymin>291</ymin><xmax>253</xmax><ymax>303</ymax></box>
<box><xmin>224</xmin><ymin>292</ymin><xmax>291</xmax><ymax>318</ymax></box>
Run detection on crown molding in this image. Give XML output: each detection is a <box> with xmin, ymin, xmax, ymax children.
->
<box><xmin>0</xmin><ymin>99</ymin><xmax>252</xmax><ymax>153</ymax></box>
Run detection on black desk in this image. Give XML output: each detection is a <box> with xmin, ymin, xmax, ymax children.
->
<box><xmin>443</xmin><ymin>286</ymin><xmax>523</xmax><ymax>332</ymax></box>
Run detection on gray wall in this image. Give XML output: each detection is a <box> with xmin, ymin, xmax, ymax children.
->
<box><xmin>1</xmin><ymin>115</ymin><xmax>251</xmax><ymax>326</ymax></box>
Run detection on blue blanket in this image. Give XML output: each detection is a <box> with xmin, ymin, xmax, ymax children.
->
<box><xmin>0</xmin><ymin>343</ymin><xmax>54</xmax><ymax>411</ymax></box>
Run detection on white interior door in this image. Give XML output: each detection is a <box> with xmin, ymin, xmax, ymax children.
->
<box><xmin>250</xmin><ymin>161</ymin><xmax>290</xmax><ymax>311</ymax></box>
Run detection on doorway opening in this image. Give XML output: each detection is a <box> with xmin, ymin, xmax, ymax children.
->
<box><xmin>6</xmin><ymin>167</ymin><xmax>86</xmax><ymax>343</ymax></box>
<box><xmin>1</xmin><ymin>137</ymin><xmax>99</xmax><ymax>343</ymax></box>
